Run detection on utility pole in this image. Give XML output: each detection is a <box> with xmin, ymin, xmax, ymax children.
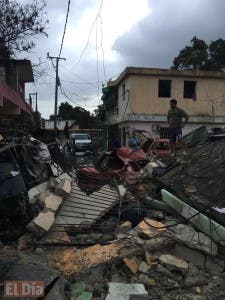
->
<box><xmin>47</xmin><ymin>53</ymin><xmax>66</xmax><ymax>138</ymax></box>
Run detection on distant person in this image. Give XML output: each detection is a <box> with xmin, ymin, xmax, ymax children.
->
<box><xmin>167</xmin><ymin>99</ymin><xmax>189</xmax><ymax>153</ymax></box>
<box><xmin>64</xmin><ymin>121</ymin><xmax>69</xmax><ymax>139</ymax></box>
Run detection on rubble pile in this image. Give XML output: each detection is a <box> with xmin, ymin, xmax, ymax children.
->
<box><xmin>1</xmin><ymin>127</ymin><xmax>225</xmax><ymax>299</ymax></box>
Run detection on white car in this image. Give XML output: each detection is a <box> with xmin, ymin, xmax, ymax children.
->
<box><xmin>68</xmin><ymin>133</ymin><xmax>92</xmax><ymax>154</ymax></box>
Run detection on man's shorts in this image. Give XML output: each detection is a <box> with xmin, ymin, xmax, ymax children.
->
<box><xmin>169</xmin><ymin>128</ymin><xmax>182</xmax><ymax>143</ymax></box>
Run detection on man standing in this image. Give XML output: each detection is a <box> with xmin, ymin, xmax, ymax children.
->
<box><xmin>167</xmin><ymin>99</ymin><xmax>189</xmax><ymax>153</ymax></box>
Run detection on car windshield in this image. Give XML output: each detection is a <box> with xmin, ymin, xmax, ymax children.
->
<box><xmin>74</xmin><ymin>134</ymin><xmax>89</xmax><ymax>140</ymax></box>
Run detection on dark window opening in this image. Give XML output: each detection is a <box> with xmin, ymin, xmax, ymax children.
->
<box><xmin>122</xmin><ymin>83</ymin><xmax>126</xmax><ymax>100</ymax></box>
<box><xmin>183</xmin><ymin>81</ymin><xmax>196</xmax><ymax>99</ymax></box>
<box><xmin>158</xmin><ymin>80</ymin><xmax>171</xmax><ymax>98</ymax></box>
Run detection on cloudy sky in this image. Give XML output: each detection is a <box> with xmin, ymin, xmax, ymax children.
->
<box><xmin>23</xmin><ymin>0</ymin><xmax>225</xmax><ymax>118</ymax></box>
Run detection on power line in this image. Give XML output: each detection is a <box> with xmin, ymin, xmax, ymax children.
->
<box><xmin>59</xmin><ymin>0</ymin><xmax>71</xmax><ymax>57</ymax></box>
<box><xmin>99</xmin><ymin>14</ymin><xmax>106</xmax><ymax>82</ymax></box>
<box><xmin>95</xmin><ymin>16</ymin><xmax>100</xmax><ymax>103</ymax></box>
<box><xmin>74</xmin><ymin>0</ymin><xmax>104</xmax><ymax>67</ymax></box>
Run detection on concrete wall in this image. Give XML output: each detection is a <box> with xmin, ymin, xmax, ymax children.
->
<box><xmin>128</xmin><ymin>75</ymin><xmax>225</xmax><ymax>117</ymax></box>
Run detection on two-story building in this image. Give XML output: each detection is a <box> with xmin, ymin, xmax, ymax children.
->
<box><xmin>0</xmin><ymin>59</ymin><xmax>34</xmax><ymax>128</ymax></box>
<box><xmin>103</xmin><ymin>67</ymin><xmax>225</xmax><ymax>147</ymax></box>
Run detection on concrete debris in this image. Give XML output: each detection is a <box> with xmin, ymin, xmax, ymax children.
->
<box><xmin>138</xmin><ymin>261</ymin><xmax>151</xmax><ymax>273</ymax></box>
<box><xmin>159</xmin><ymin>254</ymin><xmax>189</xmax><ymax>274</ymax></box>
<box><xmin>2</xmin><ymin>128</ymin><xmax>225</xmax><ymax>300</ymax></box>
<box><xmin>43</xmin><ymin>193</ymin><xmax>63</xmax><ymax>211</ymax></box>
<box><xmin>119</xmin><ymin>221</ymin><xmax>133</xmax><ymax>233</ymax></box>
<box><xmin>123</xmin><ymin>257</ymin><xmax>139</xmax><ymax>274</ymax></box>
<box><xmin>56</xmin><ymin>178</ymin><xmax>72</xmax><ymax>196</ymax></box>
<box><xmin>168</xmin><ymin>224</ymin><xmax>218</xmax><ymax>256</ymax></box>
<box><xmin>106</xmin><ymin>283</ymin><xmax>148</xmax><ymax>300</ymax></box>
<box><xmin>28</xmin><ymin>181</ymin><xmax>48</xmax><ymax>204</ymax></box>
<box><xmin>27</xmin><ymin>210</ymin><xmax>55</xmax><ymax>237</ymax></box>
<box><xmin>137</xmin><ymin>218</ymin><xmax>166</xmax><ymax>239</ymax></box>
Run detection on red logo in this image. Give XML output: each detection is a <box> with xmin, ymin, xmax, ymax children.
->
<box><xmin>4</xmin><ymin>281</ymin><xmax>45</xmax><ymax>298</ymax></box>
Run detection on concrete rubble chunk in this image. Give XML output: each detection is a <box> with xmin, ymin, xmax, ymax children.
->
<box><xmin>44</xmin><ymin>193</ymin><xmax>63</xmax><ymax>212</ymax></box>
<box><xmin>137</xmin><ymin>218</ymin><xmax>166</xmax><ymax>239</ymax></box>
<box><xmin>174</xmin><ymin>243</ymin><xmax>205</xmax><ymax>268</ymax></box>
<box><xmin>169</xmin><ymin>224</ymin><xmax>218</xmax><ymax>256</ymax></box>
<box><xmin>159</xmin><ymin>254</ymin><xmax>188</xmax><ymax>273</ymax></box>
<box><xmin>56</xmin><ymin>178</ymin><xmax>71</xmax><ymax>197</ymax></box>
<box><xmin>119</xmin><ymin>221</ymin><xmax>132</xmax><ymax>233</ymax></box>
<box><xmin>106</xmin><ymin>283</ymin><xmax>148</xmax><ymax>300</ymax></box>
<box><xmin>27</xmin><ymin>210</ymin><xmax>55</xmax><ymax>236</ymax></box>
<box><xmin>28</xmin><ymin>181</ymin><xmax>48</xmax><ymax>204</ymax></box>
<box><xmin>138</xmin><ymin>261</ymin><xmax>150</xmax><ymax>273</ymax></box>
<box><xmin>123</xmin><ymin>257</ymin><xmax>138</xmax><ymax>274</ymax></box>
<box><xmin>58</xmin><ymin>173</ymin><xmax>72</xmax><ymax>183</ymax></box>
<box><xmin>205</xmin><ymin>256</ymin><xmax>224</xmax><ymax>274</ymax></box>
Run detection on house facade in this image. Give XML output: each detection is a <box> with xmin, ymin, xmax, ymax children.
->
<box><xmin>103</xmin><ymin>67</ymin><xmax>225</xmax><ymax>147</ymax></box>
<box><xmin>0</xmin><ymin>59</ymin><xmax>34</xmax><ymax>128</ymax></box>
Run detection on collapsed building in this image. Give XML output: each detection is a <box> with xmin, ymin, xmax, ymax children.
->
<box><xmin>1</xmin><ymin>126</ymin><xmax>225</xmax><ymax>299</ymax></box>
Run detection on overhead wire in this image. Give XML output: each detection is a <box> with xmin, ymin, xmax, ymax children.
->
<box><xmin>59</xmin><ymin>0</ymin><xmax>71</xmax><ymax>58</ymax></box>
<box><xmin>74</xmin><ymin>0</ymin><xmax>104</xmax><ymax>67</ymax></box>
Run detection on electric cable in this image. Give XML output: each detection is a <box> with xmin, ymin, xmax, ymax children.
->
<box><xmin>59</xmin><ymin>0</ymin><xmax>71</xmax><ymax>57</ymax></box>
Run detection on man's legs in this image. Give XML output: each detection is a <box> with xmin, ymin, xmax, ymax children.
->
<box><xmin>169</xmin><ymin>128</ymin><xmax>176</xmax><ymax>153</ymax></box>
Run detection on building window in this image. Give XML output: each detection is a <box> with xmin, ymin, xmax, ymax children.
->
<box><xmin>183</xmin><ymin>81</ymin><xmax>196</xmax><ymax>99</ymax></box>
<box><xmin>158</xmin><ymin>80</ymin><xmax>171</xmax><ymax>98</ymax></box>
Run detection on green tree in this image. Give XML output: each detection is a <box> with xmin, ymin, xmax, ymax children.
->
<box><xmin>57</xmin><ymin>102</ymin><xmax>97</xmax><ymax>129</ymax></box>
<box><xmin>0</xmin><ymin>0</ymin><xmax>48</xmax><ymax>57</ymax></box>
<box><xmin>172</xmin><ymin>37</ymin><xmax>225</xmax><ymax>71</ymax></box>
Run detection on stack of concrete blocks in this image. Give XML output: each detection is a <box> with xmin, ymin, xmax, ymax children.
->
<box><xmin>26</xmin><ymin>173</ymin><xmax>72</xmax><ymax>237</ymax></box>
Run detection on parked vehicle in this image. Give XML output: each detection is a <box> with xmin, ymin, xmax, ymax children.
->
<box><xmin>68</xmin><ymin>133</ymin><xmax>92</xmax><ymax>154</ymax></box>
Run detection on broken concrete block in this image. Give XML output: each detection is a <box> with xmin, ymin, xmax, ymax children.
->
<box><xmin>27</xmin><ymin>210</ymin><xmax>55</xmax><ymax>237</ymax></box>
<box><xmin>44</xmin><ymin>193</ymin><xmax>63</xmax><ymax>212</ymax></box>
<box><xmin>119</xmin><ymin>221</ymin><xmax>132</xmax><ymax>233</ymax></box>
<box><xmin>123</xmin><ymin>257</ymin><xmax>138</xmax><ymax>274</ymax></box>
<box><xmin>159</xmin><ymin>254</ymin><xmax>188</xmax><ymax>274</ymax></box>
<box><xmin>169</xmin><ymin>224</ymin><xmax>218</xmax><ymax>256</ymax></box>
<box><xmin>137</xmin><ymin>218</ymin><xmax>166</xmax><ymax>239</ymax></box>
<box><xmin>174</xmin><ymin>243</ymin><xmax>205</xmax><ymax>268</ymax></box>
<box><xmin>48</xmin><ymin>177</ymin><xmax>59</xmax><ymax>191</ymax></box>
<box><xmin>28</xmin><ymin>181</ymin><xmax>48</xmax><ymax>204</ymax></box>
<box><xmin>138</xmin><ymin>261</ymin><xmax>150</xmax><ymax>273</ymax></box>
<box><xmin>56</xmin><ymin>179</ymin><xmax>71</xmax><ymax>197</ymax></box>
<box><xmin>205</xmin><ymin>256</ymin><xmax>224</xmax><ymax>274</ymax></box>
<box><xmin>106</xmin><ymin>283</ymin><xmax>148</xmax><ymax>300</ymax></box>
<box><xmin>58</xmin><ymin>173</ymin><xmax>72</xmax><ymax>183</ymax></box>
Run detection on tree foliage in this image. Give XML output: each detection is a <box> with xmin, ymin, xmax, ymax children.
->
<box><xmin>172</xmin><ymin>36</ymin><xmax>225</xmax><ymax>71</ymax></box>
<box><xmin>56</xmin><ymin>102</ymin><xmax>97</xmax><ymax>129</ymax></box>
<box><xmin>0</xmin><ymin>0</ymin><xmax>48</xmax><ymax>57</ymax></box>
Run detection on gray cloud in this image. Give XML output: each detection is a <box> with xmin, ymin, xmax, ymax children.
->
<box><xmin>113</xmin><ymin>0</ymin><xmax>225</xmax><ymax>68</ymax></box>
